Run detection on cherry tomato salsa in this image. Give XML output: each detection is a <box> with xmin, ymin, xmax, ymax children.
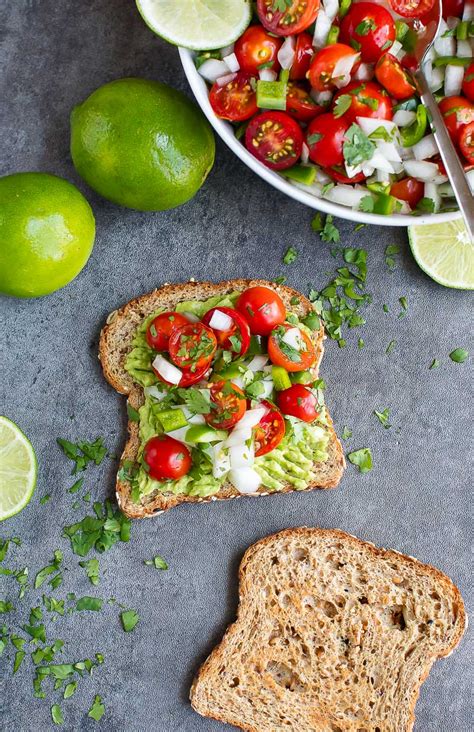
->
<box><xmin>197</xmin><ymin>0</ymin><xmax>473</xmax><ymax>216</ymax></box>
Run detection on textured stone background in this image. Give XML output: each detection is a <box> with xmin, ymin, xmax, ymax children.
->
<box><xmin>0</xmin><ymin>1</ymin><xmax>472</xmax><ymax>730</ymax></box>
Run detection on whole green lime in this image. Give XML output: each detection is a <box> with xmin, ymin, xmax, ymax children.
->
<box><xmin>0</xmin><ymin>172</ymin><xmax>95</xmax><ymax>298</ymax></box>
<box><xmin>70</xmin><ymin>78</ymin><xmax>215</xmax><ymax>211</ymax></box>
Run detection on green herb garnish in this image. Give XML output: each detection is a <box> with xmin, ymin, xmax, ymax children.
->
<box><xmin>347</xmin><ymin>448</ymin><xmax>373</xmax><ymax>473</ymax></box>
<box><xmin>374</xmin><ymin>408</ymin><xmax>391</xmax><ymax>429</ymax></box>
<box><xmin>449</xmin><ymin>348</ymin><xmax>468</xmax><ymax>363</ymax></box>
<box><xmin>283</xmin><ymin>246</ymin><xmax>298</xmax><ymax>264</ymax></box>
<box><xmin>57</xmin><ymin>438</ymin><xmax>107</xmax><ymax>474</ymax></box>
<box><xmin>121</xmin><ymin>609</ymin><xmax>139</xmax><ymax>633</ymax></box>
<box><xmin>88</xmin><ymin>695</ymin><xmax>105</xmax><ymax>722</ymax></box>
<box><xmin>144</xmin><ymin>555</ymin><xmax>168</xmax><ymax>570</ymax></box>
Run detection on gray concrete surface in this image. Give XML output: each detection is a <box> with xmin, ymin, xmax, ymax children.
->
<box><xmin>0</xmin><ymin>1</ymin><xmax>472</xmax><ymax>730</ymax></box>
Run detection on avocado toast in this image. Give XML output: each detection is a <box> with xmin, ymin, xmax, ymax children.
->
<box><xmin>99</xmin><ymin>279</ymin><xmax>345</xmax><ymax>518</ymax></box>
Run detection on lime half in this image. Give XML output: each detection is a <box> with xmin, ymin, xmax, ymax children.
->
<box><xmin>408</xmin><ymin>218</ymin><xmax>474</xmax><ymax>290</ymax></box>
<box><xmin>0</xmin><ymin>417</ymin><xmax>37</xmax><ymax>521</ymax></box>
<box><xmin>136</xmin><ymin>0</ymin><xmax>251</xmax><ymax>50</ymax></box>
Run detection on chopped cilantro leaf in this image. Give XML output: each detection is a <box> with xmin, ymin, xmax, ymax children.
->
<box><xmin>307</xmin><ymin>132</ymin><xmax>323</xmax><ymax>145</ymax></box>
<box><xmin>358</xmin><ymin>338</ymin><xmax>365</xmax><ymax>349</ymax></box>
<box><xmin>121</xmin><ymin>609</ymin><xmax>139</xmax><ymax>633</ymax></box>
<box><xmin>386</xmin><ymin>340</ymin><xmax>396</xmax><ymax>355</ymax></box>
<box><xmin>13</xmin><ymin>650</ymin><xmax>26</xmax><ymax>673</ymax></box>
<box><xmin>333</xmin><ymin>94</ymin><xmax>352</xmax><ymax>118</ymax></box>
<box><xmin>320</xmin><ymin>215</ymin><xmax>340</xmax><ymax>243</ymax></box>
<box><xmin>88</xmin><ymin>695</ymin><xmax>105</xmax><ymax>722</ymax></box>
<box><xmin>343</xmin><ymin>124</ymin><xmax>375</xmax><ymax>166</ymax></box>
<box><xmin>64</xmin><ymin>681</ymin><xmax>77</xmax><ymax>699</ymax></box>
<box><xmin>355</xmin><ymin>18</ymin><xmax>376</xmax><ymax>35</ymax></box>
<box><xmin>75</xmin><ymin>596</ymin><xmax>103</xmax><ymax>612</ymax></box>
<box><xmin>79</xmin><ymin>558</ymin><xmax>100</xmax><ymax>586</ymax></box>
<box><xmin>68</xmin><ymin>478</ymin><xmax>84</xmax><ymax>494</ymax></box>
<box><xmin>51</xmin><ymin>704</ymin><xmax>64</xmax><ymax>725</ymax></box>
<box><xmin>341</xmin><ymin>426</ymin><xmax>352</xmax><ymax>440</ymax></box>
<box><xmin>374</xmin><ymin>408</ymin><xmax>391</xmax><ymax>429</ymax></box>
<box><xmin>399</xmin><ymin>296</ymin><xmax>408</xmax><ymax>312</ymax></box>
<box><xmin>34</xmin><ymin>551</ymin><xmax>63</xmax><ymax>589</ymax></box>
<box><xmin>384</xmin><ymin>244</ymin><xmax>400</xmax><ymax>271</ymax></box>
<box><xmin>144</xmin><ymin>555</ymin><xmax>168</xmax><ymax>570</ymax></box>
<box><xmin>449</xmin><ymin>348</ymin><xmax>468</xmax><ymax>363</ymax></box>
<box><xmin>127</xmin><ymin>403</ymin><xmax>140</xmax><ymax>422</ymax></box>
<box><xmin>310</xmin><ymin>212</ymin><xmax>324</xmax><ymax>232</ymax></box>
<box><xmin>429</xmin><ymin>358</ymin><xmax>440</xmax><ymax>369</ymax></box>
<box><xmin>347</xmin><ymin>448</ymin><xmax>373</xmax><ymax>473</ymax></box>
<box><xmin>359</xmin><ymin>195</ymin><xmax>375</xmax><ymax>213</ymax></box>
<box><xmin>57</xmin><ymin>437</ymin><xmax>107</xmax><ymax>474</ymax></box>
<box><xmin>274</xmin><ymin>275</ymin><xmax>286</xmax><ymax>285</ymax></box>
<box><xmin>283</xmin><ymin>246</ymin><xmax>298</xmax><ymax>264</ymax></box>
<box><xmin>40</xmin><ymin>494</ymin><xmax>51</xmax><ymax>505</ymax></box>
<box><xmin>0</xmin><ymin>600</ymin><xmax>13</xmax><ymax>613</ymax></box>
<box><xmin>176</xmin><ymin>387</ymin><xmax>211</xmax><ymax>415</ymax></box>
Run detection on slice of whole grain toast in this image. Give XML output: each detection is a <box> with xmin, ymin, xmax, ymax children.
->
<box><xmin>190</xmin><ymin>527</ymin><xmax>467</xmax><ymax>732</ymax></box>
<box><xmin>99</xmin><ymin>280</ymin><xmax>345</xmax><ymax>518</ymax></box>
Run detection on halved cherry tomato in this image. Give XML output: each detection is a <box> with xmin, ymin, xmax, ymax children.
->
<box><xmin>462</xmin><ymin>63</ymin><xmax>474</xmax><ymax>104</ymax></box>
<box><xmin>390</xmin><ymin>177</ymin><xmax>424</xmax><ymax>208</ymax></box>
<box><xmin>168</xmin><ymin>323</ymin><xmax>217</xmax><ymax>371</ymax></box>
<box><xmin>401</xmin><ymin>53</ymin><xmax>417</xmax><ymax>73</ymax></box>
<box><xmin>442</xmin><ymin>0</ymin><xmax>464</xmax><ymax>18</ymax></box>
<box><xmin>308</xmin><ymin>44</ymin><xmax>360</xmax><ymax>92</ymax></box>
<box><xmin>290</xmin><ymin>32</ymin><xmax>314</xmax><ymax>80</ymax></box>
<box><xmin>307</xmin><ymin>112</ymin><xmax>350</xmax><ymax>168</ymax></box>
<box><xmin>143</xmin><ymin>435</ymin><xmax>191</xmax><ymax>481</ymax></box>
<box><xmin>332</xmin><ymin>81</ymin><xmax>393</xmax><ymax>123</ymax></box>
<box><xmin>268</xmin><ymin>324</ymin><xmax>316</xmax><ymax>372</ymax></box>
<box><xmin>254</xmin><ymin>403</ymin><xmax>286</xmax><ymax>456</ymax></box>
<box><xmin>153</xmin><ymin>361</ymin><xmax>210</xmax><ymax>388</ymax></box>
<box><xmin>439</xmin><ymin>96</ymin><xmax>474</xmax><ymax>145</ymax></box>
<box><xmin>236</xmin><ymin>286</ymin><xmax>286</xmax><ymax>336</ymax></box>
<box><xmin>287</xmin><ymin>82</ymin><xmax>323</xmax><ymax>122</ymax></box>
<box><xmin>276</xmin><ymin>384</ymin><xmax>319</xmax><ymax>423</ymax></box>
<box><xmin>389</xmin><ymin>0</ymin><xmax>435</xmax><ymax>17</ymax></box>
<box><xmin>205</xmin><ymin>381</ymin><xmax>246</xmax><ymax>430</ymax></box>
<box><xmin>257</xmin><ymin>0</ymin><xmax>320</xmax><ymax>36</ymax></box>
<box><xmin>234</xmin><ymin>25</ymin><xmax>282</xmax><ymax>75</ymax></box>
<box><xmin>202</xmin><ymin>306</ymin><xmax>251</xmax><ymax>357</ymax></box>
<box><xmin>460</xmin><ymin>121</ymin><xmax>474</xmax><ymax>165</ymax></box>
<box><xmin>340</xmin><ymin>2</ymin><xmax>396</xmax><ymax>63</ymax></box>
<box><xmin>324</xmin><ymin>166</ymin><xmax>367</xmax><ymax>184</ymax></box>
<box><xmin>375</xmin><ymin>53</ymin><xmax>416</xmax><ymax>101</ymax></box>
<box><xmin>209</xmin><ymin>72</ymin><xmax>257</xmax><ymax>121</ymax></box>
<box><xmin>146</xmin><ymin>312</ymin><xmax>189</xmax><ymax>352</ymax></box>
<box><xmin>245</xmin><ymin>111</ymin><xmax>304</xmax><ymax>170</ymax></box>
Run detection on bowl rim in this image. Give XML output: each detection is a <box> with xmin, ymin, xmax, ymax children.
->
<box><xmin>179</xmin><ymin>47</ymin><xmax>460</xmax><ymax>228</ymax></box>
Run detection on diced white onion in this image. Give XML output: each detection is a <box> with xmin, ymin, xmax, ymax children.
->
<box><xmin>466</xmin><ymin>169</ymin><xmax>474</xmax><ymax>193</ymax></box>
<box><xmin>222</xmin><ymin>52</ymin><xmax>240</xmax><ymax>72</ymax></box>
<box><xmin>432</xmin><ymin>173</ymin><xmax>448</xmax><ymax>185</ymax></box>
<box><xmin>375</xmin><ymin>169</ymin><xmax>391</xmax><ymax>183</ymax></box>
<box><xmin>225</xmin><ymin>427</ymin><xmax>253</xmax><ymax>447</ymax></box>
<box><xmin>429</xmin><ymin>66</ymin><xmax>445</xmax><ymax>92</ymax></box>
<box><xmin>231</xmin><ymin>376</ymin><xmax>245</xmax><ymax>390</ymax></box>
<box><xmin>198</xmin><ymin>58</ymin><xmax>231</xmax><ymax>83</ymax></box>
<box><xmin>445</xmin><ymin>64</ymin><xmax>465</xmax><ymax>96</ymax></box>
<box><xmin>434</xmin><ymin>21</ymin><xmax>456</xmax><ymax>56</ymax></box>
<box><xmin>237</xmin><ymin>407</ymin><xmax>268</xmax><ymax>430</ymax></box>
<box><xmin>152</xmin><ymin>355</ymin><xmax>182</xmax><ymax>385</ymax></box>
<box><xmin>229</xmin><ymin>466</ymin><xmax>261</xmax><ymax>494</ymax></box>
<box><xmin>398</xmin><ymin>200</ymin><xmax>412</xmax><ymax>214</ymax></box>
<box><xmin>457</xmin><ymin>40</ymin><xmax>473</xmax><ymax>58</ymax></box>
<box><xmin>229</xmin><ymin>442</ymin><xmax>255</xmax><ymax>469</ymax></box>
<box><xmin>356</xmin><ymin>117</ymin><xmax>399</xmax><ymax>139</ymax></box>
<box><xmin>144</xmin><ymin>385</ymin><xmax>167</xmax><ymax>401</ymax></box>
<box><xmin>316</xmin><ymin>167</ymin><xmax>332</xmax><ymax>183</ymax></box>
<box><xmin>278</xmin><ymin>35</ymin><xmax>296</xmax><ymax>70</ymax></box>
<box><xmin>403</xmin><ymin>160</ymin><xmax>439</xmax><ymax>181</ymax></box>
<box><xmin>260</xmin><ymin>379</ymin><xmax>275</xmax><ymax>400</ymax></box>
<box><xmin>323</xmin><ymin>0</ymin><xmax>339</xmax><ymax>21</ymax></box>
<box><xmin>375</xmin><ymin>140</ymin><xmax>402</xmax><ymax>162</ymax></box>
<box><xmin>181</xmin><ymin>311</ymin><xmax>200</xmax><ymax>323</ymax></box>
<box><xmin>166</xmin><ymin>427</ymin><xmax>191</xmax><ymax>444</ymax></box>
<box><xmin>389</xmin><ymin>40</ymin><xmax>404</xmax><ymax>59</ymax></box>
<box><xmin>301</xmin><ymin>142</ymin><xmax>310</xmax><ymax>164</ymax></box>
<box><xmin>281</xmin><ymin>327</ymin><xmax>303</xmax><ymax>351</ymax></box>
<box><xmin>412</xmin><ymin>134</ymin><xmax>438</xmax><ymax>161</ymax></box>
<box><xmin>219</xmin><ymin>44</ymin><xmax>234</xmax><ymax>57</ymax></box>
<box><xmin>446</xmin><ymin>16</ymin><xmax>460</xmax><ymax>30</ymax></box>
<box><xmin>310</xmin><ymin>88</ymin><xmax>333</xmax><ymax>106</ymax></box>
<box><xmin>353</xmin><ymin>63</ymin><xmax>374</xmax><ymax>81</ymax></box>
<box><xmin>332</xmin><ymin>52</ymin><xmax>360</xmax><ymax>89</ymax></box>
<box><xmin>313</xmin><ymin>10</ymin><xmax>332</xmax><ymax>49</ymax></box>
<box><xmin>325</xmin><ymin>184</ymin><xmax>368</xmax><ymax>208</ymax></box>
<box><xmin>209</xmin><ymin>309</ymin><xmax>233</xmax><ymax>331</ymax></box>
<box><xmin>367</xmin><ymin>149</ymin><xmax>396</xmax><ymax>173</ymax></box>
<box><xmin>216</xmin><ymin>72</ymin><xmax>237</xmax><ymax>87</ymax></box>
<box><xmin>393</xmin><ymin>110</ymin><xmax>416</xmax><ymax>127</ymax></box>
<box><xmin>211</xmin><ymin>442</ymin><xmax>231</xmax><ymax>479</ymax></box>
<box><xmin>423</xmin><ymin>59</ymin><xmax>433</xmax><ymax>86</ymax></box>
<box><xmin>424</xmin><ymin>182</ymin><xmax>441</xmax><ymax>212</ymax></box>
<box><xmin>345</xmin><ymin>162</ymin><xmax>363</xmax><ymax>178</ymax></box>
<box><xmin>399</xmin><ymin>145</ymin><xmax>415</xmax><ymax>160</ymax></box>
<box><xmin>259</xmin><ymin>68</ymin><xmax>278</xmax><ymax>82</ymax></box>
<box><xmin>247</xmin><ymin>355</ymin><xmax>269</xmax><ymax>372</ymax></box>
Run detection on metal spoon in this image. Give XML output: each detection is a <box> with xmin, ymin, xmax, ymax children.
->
<box><xmin>411</xmin><ymin>0</ymin><xmax>474</xmax><ymax>240</ymax></box>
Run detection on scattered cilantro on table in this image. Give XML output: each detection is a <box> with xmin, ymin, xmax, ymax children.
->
<box><xmin>449</xmin><ymin>348</ymin><xmax>468</xmax><ymax>363</ymax></box>
<box><xmin>283</xmin><ymin>246</ymin><xmax>298</xmax><ymax>264</ymax></box>
<box><xmin>347</xmin><ymin>448</ymin><xmax>373</xmax><ymax>473</ymax></box>
<box><xmin>374</xmin><ymin>408</ymin><xmax>391</xmax><ymax>429</ymax></box>
<box><xmin>384</xmin><ymin>244</ymin><xmax>400</xmax><ymax>271</ymax></box>
<box><xmin>57</xmin><ymin>438</ymin><xmax>107</xmax><ymax>474</ymax></box>
<box><xmin>121</xmin><ymin>609</ymin><xmax>139</xmax><ymax>633</ymax></box>
<box><xmin>88</xmin><ymin>695</ymin><xmax>105</xmax><ymax>721</ymax></box>
<box><xmin>144</xmin><ymin>556</ymin><xmax>168</xmax><ymax>570</ymax></box>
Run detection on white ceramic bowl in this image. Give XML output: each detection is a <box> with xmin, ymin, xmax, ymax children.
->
<box><xmin>179</xmin><ymin>47</ymin><xmax>460</xmax><ymax>227</ymax></box>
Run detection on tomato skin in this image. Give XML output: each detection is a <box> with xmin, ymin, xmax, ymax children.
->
<box><xmin>340</xmin><ymin>3</ymin><xmax>396</xmax><ymax>64</ymax></box>
<box><xmin>389</xmin><ymin>0</ymin><xmax>435</xmax><ymax>17</ymax></box>
<box><xmin>324</xmin><ymin>166</ymin><xmax>367</xmax><ymax>184</ymax></box>
<box><xmin>462</xmin><ymin>63</ymin><xmax>474</xmax><ymax>104</ymax></box>
<box><xmin>209</xmin><ymin>72</ymin><xmax>257</xmax><ymax>121</ymax></box>
<box><xmin>254</xmin><ymin>403</ymin><xmax>286</xmax><ymax>456</ymax></box>
<box><xmin>332</xmin><ymin>81</ymin><xmax>393</xmax><ymax>123</ymax></box>
<box><xmin>153</xmin><ymin>361</ymin><xmax>210</xmax><ymax>388</ymax></box>
<box><xmin>439</xmin><ymin>96</ymin><xmax>474</xmax><ymax>144</ymax></box>
<box><xmin>286</xmin><ymin>82</ymin><xmax>323</xmax><ymax>122</ymax></box>
<box><xmin>308</xmin><ymin>43</ymin><xmax>360</xmax><ymax>92</ymax></box>
<box><xmin>290</xmin><ymin>32</ymin><xmax>314</xmax><ymax>80</ymax></box>
<box><xmin>205</xmin><ymin>381</ymin><xmax>247</xmax><ymax>430</ymax></box>
<box><xmin>236</xmin><ymin>286</ymin><xmax>286</xmax><ymax>336</ymax></box>
<box><xmin>168</xmin><ymin>322</ymin><xmax>217</xmax><ymax>371</ymax></box>
<box><xmin>307</xmin><ymin>112</ymin><xmax>350</xmax><ymax>168</ymax></box>
<box><xmin>268</xmin><ymin>324</ymin><xmax>317</xmax><ymax>372</ymax></box>
<box><xmin>390</xmin><ymin>177</ymin><xmax>424</xmax><ymax>208</ymax></box>
<box><xmin>143</xmin><ymin>435</ymin><xmax>191</xmax><ymax>481</ymax></box>
<box><xmin>375</xmin><ymin>53</ymin><xmax>416</xmax><ymax>101</ymax></box>
<box><xmin>442</xmin><ymin>0</ymin><xmax>464</xmax><ymax>17</ymax></box>
<box><xmin>234</xmin><ymin>26</ymin><xmax>282</xmax><ymax>75</ymax></box>
<box><xmin>245</xmin><ymin>111</ymin><xmax>304</xmax><ymax>171</ymax></box>
<box><xmin>146</xmin><ymin>312</ymin><xmax>189</xmax><ymax>352</ymax></box>
<box><xmin>460</xmin><ymin>121</ymin><xmax>474</xmax><ymax>165</ymax></box>
<box><xmin>277</xmin><ymin>384</ymin><xmax>319</xmax><ymax>423</ymax></box>
<box><xmin>257</xmin><ymin>0</ymin><xmax>320</xmax><ymax>36</ymax></box>
<box><xmin>202</xmin><ymin>307</ymin><xmax>251</xmax><ymax>357</ymax></box>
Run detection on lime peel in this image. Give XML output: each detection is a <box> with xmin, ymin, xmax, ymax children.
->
<box><xmin>408</xmin><ymin>218</ymin><xmax>474</xmax><ymax>290</ymax></box>
<box><xmin>0</xmin><ymin>417</ymin><xmax>37</xmax><ymax>521</ymax></box>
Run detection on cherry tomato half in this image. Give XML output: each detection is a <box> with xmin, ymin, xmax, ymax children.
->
<box><xmin>153</xmin><ymin>360</ymin><xmax>210</xmax><ymax>388</ymax></box>
<box><xmin>340</xmin><ymin>2</ymin><xmax>396</xmax><ymax>64</ymax></box>
<box><xmin>236</xmin><ymin>286</ymin><xmax>286</xmax><ymax>336</ymax></box>
<box><xmin>209</xmin><ymin>72</ymin><xmax>257</xmax><ymax>121</ymax></box>
<box><xmin>389</xmin><ymin>0</ymin><xmax>435</xmax><ymax>18</ymax></box>
<box><xmin>276</xmin><ymin>384</ymin><xmax>319</xmax><ymax>423</ymax></box>
<box><xmin>287</xmin><ymin>82</ymin><xmax>323</xmax><ymax>122</ymax></box>
<box><xmin>245</xmin><ymin>111</ymin><xmax>304</xmax><ymax>170</ymax></box>
<box><xmin>257</xmin><ymin>0</ymin><xmax>320</xmax><ymax>36</ymax></box>
<box><xmin>462</xmin><ymin>63</ymin><xmax>474</xmax><ymax>104</ymax></box>
<box><xmin>268</xmin><ymin>324</ymin><xmax>317</xmax><ymax>372</ymax></box>
<box><xmin>168</xmin><ymin>323</ymin><xmax>217</xmax><ymax>371</ymax></box>
<box><xmin>234</xmin><ymin>25</ymin><xmax>282</xmax><ymax>76</ymax></box>
<box><xmin>307</xmin><ymin>112</ymin><xmax>351</xmax><ymax>168</ymax></box>
<box><xmin>324</xmin><ymin>165</ymin><xmax>367</xmax><ymax>184</ymax></box>
<box><xmin>390</xmin><ymin>177</ymin><xmax>424</xmax><ymax>208</ymax></box>
<box><xmin>143</xmin><ymin>435</ymin><xmax>191</xmax><ymax>481</ymax></box>
<box><xmin>308</xmin><ymin>43</ymin><xmax>360</xmax><ymax>92</ymax></box>
<box><xmin>332</xmin><ymin>81</ymin><xmax>393</xmax><ymax>123</ymax></box>
<box><xmin>254</xmin><ymin>403</ymin><xmax>286</xmax><ymax>456</ymax></box>
<box><xmin>439</xmin><ymin>96</ymin><xmax>474</xmax><ymax>144</ymax></box>
<box><xmin>375</xmin><ymin>53</ymin><xmax>416</xmax><ymax>101</ymax></box>
<box><xmin>460</xmin><ymin>121</ymin><xmax>474</xmax><ymax>165</ymax></box>
<box><xmin>205</xmin><ymin>381</ymin><xmax>247</xmax><ymax>430</ymax></box>
<box><xmin>146</xmin><ymin>312</ymin><xmax>189</xmax><ymax>352</ymax></box>
<box><xmin>202</xmin><ymin>306</ymin><xmax>251</xmax><ymax>357</ymax></box>
<box><xmin>290</xmin><ymin>32</ymin><xmax>314</xmax><ymax>80</ymax></box>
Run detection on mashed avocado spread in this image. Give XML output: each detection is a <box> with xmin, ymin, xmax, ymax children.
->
<box><xmin>123</xmin><ymin>292</ymin><xmax>329</xmax><ymax>503</ymax></box>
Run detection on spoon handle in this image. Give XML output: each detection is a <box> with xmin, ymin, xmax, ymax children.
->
<box><xmin>415</xmin><ymin>69</ymin><xmax>474</xmax><ymax>242</ymax></box>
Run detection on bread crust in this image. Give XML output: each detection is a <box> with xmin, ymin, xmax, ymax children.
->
<box><xmin>99</xmin><ymin>280</ymin><xmax>345</xmax><ymax>518</ymax></box>
<box><xmin>190</xmin><ymin>527</ymin><xmax>467</xmax><ymax>732</ymax></box>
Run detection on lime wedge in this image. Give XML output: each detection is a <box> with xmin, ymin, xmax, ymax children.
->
<box><xmin>136</xmin><ymin>0</ymin><xmax>251</xmax><ymax>50</ymax></box>
<box><xmin>408</xmin><ymin>218</ymin><xmax>474</xmax><ymax>290</ymax></box>
<box><xmin>0</xmin><ymin>417</ymin><xmax>37</xmax><ymax>521</ymax></box>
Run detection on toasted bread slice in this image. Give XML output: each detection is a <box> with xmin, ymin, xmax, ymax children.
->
<box><xmin>99</xmin><ymin>280</ymin><xmax>345</xmax><ymax>518</ymax></box>
<box><xmin>191</xmin><ymin>528</ymin><xmax>466</xmax><ymax>732</ymax></box>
